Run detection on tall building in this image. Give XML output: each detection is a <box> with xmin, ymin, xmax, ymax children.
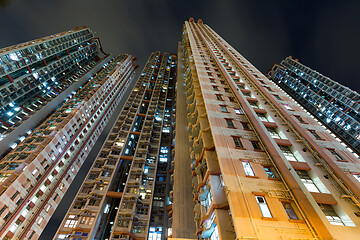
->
<box><xmin>53</xmin><ymin>52</ymin><xmax>176</xmax><ymax>240</ymax></box>
<box><xmin>3</xmin><ymin>19</ymin><xmax>360</xmax><ymax>240</ymax></box>
<box><xmin>169</xmin><ymin>18</ymin><xmax>360</xmax><ymax>240</ymax></box>
<box><xmin>0</xmin><ymin>26</ymin><xmax>110</xmax><ymax>158</ymax></box>
<box><xmin>268</xmin><ymin>57</ymin><xmax>360</xmax><ymax>157</ymax></box>
<box><xmin>0</xmin><ymin>30</ymin><xmax>137</xmax><ymax>240</ymax></box>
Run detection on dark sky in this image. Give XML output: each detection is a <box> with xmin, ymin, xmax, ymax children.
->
<box><xmin>0</xmin><ymin>0</ymin><xmax>359</xmax><ymax>93</ymax></box>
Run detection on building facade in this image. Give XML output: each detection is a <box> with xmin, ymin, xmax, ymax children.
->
<box><xmin>0</xmin><ymin>30</ymin><xmax>137</xmax><ymax>239</ymax></box>
<box><xmin>53</xmin><ymin>52</ymin><xmax>176</xmax><ymax>240</ymax></box>
<box><xmin>268</xmin><ymin>57</ymin><xmax>360</xmax><ymax>157</ymax></box>
<box><xmin>0</xmin><ymin>26</ymin><xmax>111</xmax><ymax>158</ymax></box>
<box><xmin>169</xmin><ymin>19</ymin><xmax>360</xmax><ymax>240</ymax></box>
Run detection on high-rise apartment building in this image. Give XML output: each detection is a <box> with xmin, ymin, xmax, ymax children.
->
<box><xmin>169</xmin><ymin>18</ymin><xmax>360</xmax><ymax>240</ymax></box>
<box><xmin>0</xmin><ymin>26</ymin><xmax>111</xmax><ymax>158</ymax></box>
<box><xmin>53</xmin><ymin>52</ymin><xmax>176</xmax><ymax>240</ymax></box>
<box><xmin>268</xmin><ymin>57</ymin><xmax>360</xmax><ymax>157</ymax></box>
<box><xmin>0</xmin><ymin>30</ymin><xmax>137</xmax><ymax>240</ymax></box>
<box><xmin>2</xmin><ymin>19</ymin><xmax>360</xmax><ymax>240</ymax></box>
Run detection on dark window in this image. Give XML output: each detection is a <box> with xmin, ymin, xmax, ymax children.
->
<box><xmin>232</xmin><ymin>137</ymin><xmax>243</xmax><ymax>148</ymax></box>
<box><xmin>212</xmin><ymin>85</ymin><xmax>219</xmax><ymax>90</ymax></box>
<box><xmin>274</xmin><ymin>95</ymin><xmax>282</xmax><ymax>100</ymax></box>
<box><xmin>295</xmin><ymin>115</ymin><xmax>305</xmax><ymax>123</ymax></box>
<box><xmin>241</xmin><ymin>122</ymin><xmax>250</xmax><ymax>130</ymax></box>
<box><xmin>226</xmin><ymin>119</ymin><xmax>235</xmax><ymax>128</ymax></box>
<box><xmin>282</xmin><ymin>202</ymin><xmax>299</xmax><ymax>220</ymax></box>
<box><xmin>309</xmin><ymin>130</ymin><xmax>321</xmax><ymax>140</ymax></box>
<box><xmin>216</xmin><ymin>94</ymin><xmax>223</xmax><ymax>100</ymax></box>
<box><xmin>251</xmin><ymin>141</ymin><xmax>262</xmax><ymax>150</ymax></box>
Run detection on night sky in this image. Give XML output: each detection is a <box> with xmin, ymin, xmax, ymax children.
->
<box><xmin>0</xmin><ymin>0</ymin><xmax>359</xmax><ymax>92</ymax></box>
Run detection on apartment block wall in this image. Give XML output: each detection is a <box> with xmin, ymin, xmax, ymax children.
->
<box><xmin>0</xmin><ymin>27</ymin><xmax>108</xmax><ymax>158</ymax></box>
<box><xmin>0</xmin><ymin>55</ymin><xmax>136</xmax><ymax>240</ymax></box>
<box><xmin>175</xmin><ymin>19</ymin><xmax>360</xmax><ymax>240</ymax></box>
<box><xmin>54</xmin><ymin>52</ymin><xmax>176</xmax><ymax>240</ymax></box>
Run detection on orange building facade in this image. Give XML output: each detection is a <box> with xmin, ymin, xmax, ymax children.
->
<box><xmin>170</xmin><ymin>19</ymin><xmax>360</xmax><ymax>240</ymax></box>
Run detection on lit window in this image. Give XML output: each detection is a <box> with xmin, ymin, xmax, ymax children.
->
<box><xmin>210</xmin><ymin>225</ymin><xmax>219</xmax><ymax>240</ymax></box>
<box><xmin>266</xmin><ymin>127</ymin><xmax>280</xmax><ymax>138</ymax></box>
<box><xmin>232</xmin><ymin>136</ymin><xmax>243</xmax><ymax>148</ymax></box>
<box><xmin>282</xmin><ymin>104</ymin><xmax>293</xmax><ymax>111</ymax></box>
<box><xmin>353</xmin><ymin>174</ymin><xmax>360</xmax><ymax>182</ymax></box>
<box><xmin>282</xmin><ymin>202</ymin><xmax>299</xmax><ymax>220</ymax></box>
<box><xmin>255</xmin><ymin>196</ymin><xmax>272</xmax><ymax>218</ymax></box>
<box><xmin>257</xmin><ymin>113</ymin><xmax>268</xmax><ymax>122</ymax></box>
<box><xmin>264</xmin><ymin>167</ymin><xmax>276</xmax><ymax>178</ymax></box>
<box><xmin>296</xmin><ymin>170</ymin><xmax>320</xmax><ymax>193</ymax></box>
<box><xmin>279</xmin><ymin>145</ymin><xmax>297</xmax><ymax>161</ymax></box>
<box><xmin>242</xmin><ymin>162</ymin><xmax>255</xmax><ymax>176</ymax></box>
<box><xmin>234</xmin><ymin>108</ymin><xmax>243</xmax><ymax>115</ymax></box>
<box><xmin>319</xmin><ymin>204</ymin><xmax>345</xmax><ymax>226</ymax></box>
<box><xmin>220</xmin><ymin>105</ymin><xmax>228</xmax><ymax>112</ymax></box>
<box><xmin>37</xmin><ymin>216</ymin><xmax>44</xmax><ymax>225</ymax></box>
<box><xmin>64</xmin><ymin>215</ymin><xmax>78</xmax><ymax>228</ymax></box>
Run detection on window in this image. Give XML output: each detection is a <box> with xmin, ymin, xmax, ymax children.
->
<box><xmin>274</xmin><ymin>95</ymin><xmax>282</xmax><ymax>100</ymax></box>
<box><xmin>251</xmin><ymin>141</ymin><xmax>262</xmax><ymax>150</ymax></box>
<box><xmin>265</xmin><ymin>86</ymin><xmax>274</xmax><ymax>92</ymax></box>
<box><xmin>220</xmin><ymin>105</ymin><xmax>228</xmax><ymax>112</ymax></box>
<box><xmin>216</xmin><ymin>94</ymin><xmax>223</xmax><ymax>101</ymax></box>
<box><xmin>329</xmin><ymin>149</ymin><xmax>343</xmax><ymax>161</ymax></box>
<box><xmin>255</xmin><ymin>196</ymin><xmax>272</xmax><ymax>218</ymax></box>
<box><xmin>309</xmin><ymin>130</ymin><xmax>321</xmax><ymax>140</ymax></box>
<box><xmin>225</xmin><ymin>119</ymin><xmax>235</xmax><ymax>128</ymax></box>
<box><xmin>210</xmin><ymin>225</ymin><xmax>219</xmax><ymax>240</ymax></box>
<box><xmin>210</xmin><ymin>78</ymin><xmax>215</xmax><ymax>83</ymax></box>
<box><xmin>264</xmin><ymin>167</ymin><xmax>276</xmax><ymax>178</ymax></box>
<box><xmin>242</xmin><ymin>91</ymin><xmax>251</xmax><ymax>97</ymax></box>
<box><xmin>295</xmin><ymin>115</ymin><xmax>305</xmax><ymax>123</ymax></box>
<box><xmin>11</xmin><ymin>191</ymin><xmax>19</xmax><ymax>201</ymax></box>
<box><xmin>257</xmin><ymin>113</ymin><xmax>268</xmax><ymax>122</ymax></box>
<box><xmin>266</xmin><ymin>127</ymin><xmax>280</xmax><ymax>139</ymax></box>
<box><xmin>295</xmin><ymin>170</ymin><xmax>320</xmax><ymax>193</ymax></box>
<box><xmin>279</xmin><ymin>145</ymin><xmax>297</xmax><ymax>161</ymax></box>
<box><xmin>234</xmin><ymin>108</ymin><xmax>243</xmax><ymax>115</ymax></box>
<box><xmin>282</xmin><ymin>202</ymin><xmax>299</xmax><ymax>220</ymax></box>
<box><xmin>353</xmin><ymin>174</ymin><xmax>360</xmax><ymax>182</ymax></box>
<box><xmin>249</xmin><ymin>101</ymin><xmax>259</xmax><ymax>108</ymax></box>
<box><xmin>228</xmin><ymin>97</ymin><xmax>235</xmax><ymax>102</ymax></box>
<box><xmin>232</xmin><ymin>136</ymin><xmax>243</xmax><ymax>148</ymax></box>
<box><xmin>319</xmin><ymin>204</ymin><xmax>344</xmax><ymax>226</ymax></box>
<box><xmin>242</xmin><ymin>162</ymin><xmax>255</xmax><ymax>176</ymax></box>
<box><xmin>212</xmin><ymin>85</ymin><xmax>218</xmax><ymax>90</ymax></box>
<box><xmin>283</xmin><ymin>104</ymin><xmax>293</xmax><ymax>111</ymax></box>
<box><xmin>64</xmin><ymin>215</ymin><xmax>78</xmax><ymax>228</ymax></box>
<box><xmin>224</xmin><ymin>88</ymin><xmax>230</xmax><ymax>92</ymax></box>
<box><xmin>241</xmin><ymin>122</ymin><xmax>250</xmax><ymax>130</ymax></box>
